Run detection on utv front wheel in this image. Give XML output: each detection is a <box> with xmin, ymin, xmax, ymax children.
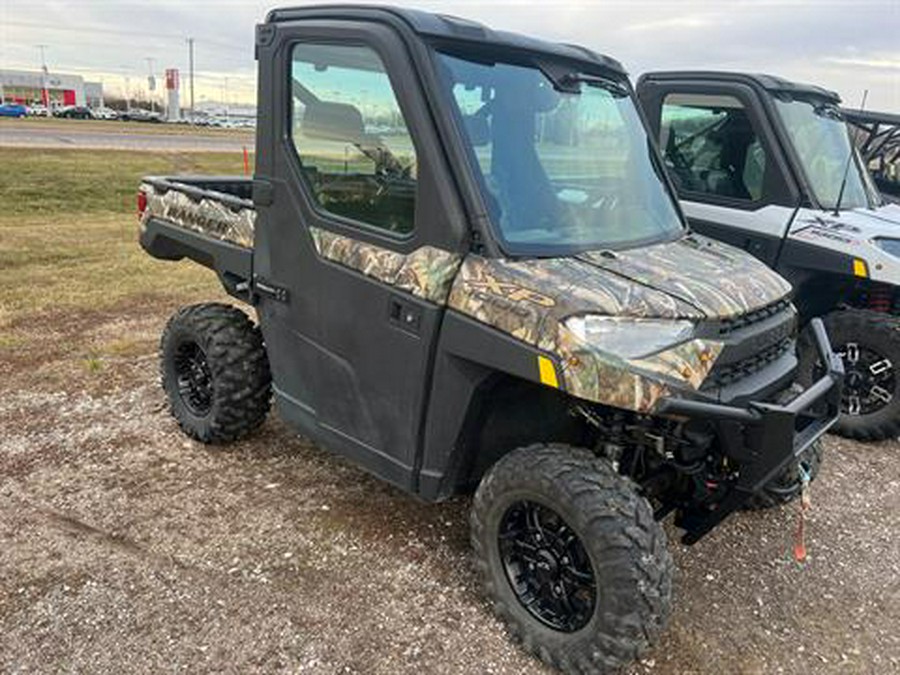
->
<box><xmin>471</xmin><ymin>444</ymin><xmax>673</xmax><ymax>674</ymax></box>
<box><xmin>799</xmin><ymin>309</ymin><xmax>900</xmax><ymax>441</ymax></box>
<box><xmin>160</xmin><ymin>303</ymin><xmax>271</xmax><ymax>443</ymax></box>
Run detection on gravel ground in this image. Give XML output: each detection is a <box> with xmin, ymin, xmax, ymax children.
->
<box><xmin>1</xmin><ymin>300</ymin><xmax>898</xmax><ymax>674</ymax></box>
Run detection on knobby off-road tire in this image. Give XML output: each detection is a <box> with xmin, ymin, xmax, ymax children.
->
<box><xmin>744</xmin><ymin>440</ymin><xmax>823</xmax><ymax>510</ymax></box>
<box><xmin>471</xmin><ymin>444</ymin><xmax>673</xmax><ymax>675</ymax></box>
<box><xmin>799</xmin><ymin>309</ymin><xmax>900</xmax><ymax>441</ymax></box>
<box><xmin>160</xmin><ymin>303</ymin><xmax>271</xmax><ymax>444</ymax></box>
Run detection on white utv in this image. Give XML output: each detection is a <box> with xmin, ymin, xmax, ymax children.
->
<box><xmin>843</xmin><ymin>107</ymin><xmax>900</xmax><ymax>205</ymax></box>
<box><xmin>638</xmin><ymin>71</ymin><xmax>900</xmax><ymax>440</ymax></box>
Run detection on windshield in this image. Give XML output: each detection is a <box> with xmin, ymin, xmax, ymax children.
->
<box><xmin>774</xmin><ymin>97</ymin><xmax>881</xmax><ymax>210</ymax></box>
<box><xmin>435</xmin><ymin>51</ymin><xmax>684</xmax><ymax>255</ymax></box>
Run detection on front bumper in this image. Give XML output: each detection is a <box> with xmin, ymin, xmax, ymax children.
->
<box><xmin>656</xmin><ymin>318</ymin><xmax>844</xmax><ymax>544</ymax></box>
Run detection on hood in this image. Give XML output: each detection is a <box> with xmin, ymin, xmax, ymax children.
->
<box><xmin>791</xmin><ymin>203</ymin><xmax>900</xmax><ymax>237</ymax></box>
<box><xmin>789</xmin><ymin>205</ymin><xmax>900</xmax><ymax>287</ymax></box>
<box><xmin>447</xmin><ymin>234</ymin><xmax>791</xmax><ymax>354</ymax></box>
<box><xmin>577</xmin><ymin>235</ymin><xmax>792</xmax><ymax>319</ymax></box>
<box><xmin>860</xmin><ymin>202</ymin><xmax>900</xmax><ymax>225</ymax></box>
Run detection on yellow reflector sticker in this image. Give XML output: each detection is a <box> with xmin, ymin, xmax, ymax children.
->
<box><xmin>538</xmin><ymin>355</ymin><xmax>559</xmax><ymax>389</ymax></box>
<box><xmin>853</xmin><ymin>258</ymin><xmax>868</xmax><ymax>278</ymax></box>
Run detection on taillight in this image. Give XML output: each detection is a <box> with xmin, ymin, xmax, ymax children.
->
<box><xmin>137</xmin><ymin>190</ymin><xmax>148</xmax><ymax>219</ymax></box>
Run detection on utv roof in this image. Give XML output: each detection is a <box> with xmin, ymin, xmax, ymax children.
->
<box><xmin>842</xmin><ymin>107</ymin><xmax>900</xmax><ymax>164</ymax></box>
<box><xmin>842</xmin><ymin>108</ymin><xmax>900</xmax><ymax>127</ymax></box>
<box><xmin>640</xmin><ymin>71</ymin><xmax>840</xmax><ymax>103</ymax></box>
<box><xmin>265</xmin><ymin>4</ymin><xmax>626</xmax><ymax>75</ymax></box>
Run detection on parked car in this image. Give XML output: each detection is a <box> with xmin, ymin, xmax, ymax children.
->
<box><xmin>54</xmin><ymin>106</ymin><xmax>94</xmax><ymax>119</ymax></box>
<box><xmin>27</xmin><ymin>104</ymin><xmax>50</xmax><ymax>117</ymax></box>
<box><xmin>121</xmin><ymin>108</ymin><xmax>162</xmax><ymax>123</ymax></box>
<box><xmin>180</xmin><ymin>115</ymin><xmax>212</xmax><ymax>126</ymax></box>
<box><xmin>209</xmin><ymin>117</ymin><xmax>249</xmax><ymax>129</ymax></box>
<box><xmin>136</xmin><ymin>6</ymin><xmax>843</xmax><ymax>673</ymax></box>
<box><xmin>0</xmin><ymin>103</ymin><xmax>28</xmax><ymax>118</ymax></box>
<box><xmin>92</xmin><ymin>106</ymin><xmax>119</xmax><ymax>121</ymax></box>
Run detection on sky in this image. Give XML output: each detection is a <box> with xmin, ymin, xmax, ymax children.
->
<box><xmin>1</xmin><ymin>0</ymin><xmax>898</xmax><ymax>112</ymax></box>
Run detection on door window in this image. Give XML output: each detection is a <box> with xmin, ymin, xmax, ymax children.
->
<box><xmin>289</xmin><ymin>43</ymin><xmax>417</xmax><ymax>235</ymax></box>
<box><xmin>660</xmin><ymin>93</ymin><xmax>766</xmax><ymax>201</ymax></box>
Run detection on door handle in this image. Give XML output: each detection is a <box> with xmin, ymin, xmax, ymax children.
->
<box><xmin>388</xmin><ymin>296</ymin><xmax>422</xmax><ymax>335</ymax></box>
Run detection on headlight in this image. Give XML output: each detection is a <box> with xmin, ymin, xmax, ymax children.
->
<box><xmin>875</xmin><ymin>238</ymin><xmax>900</xmax><ymax>258</ymax></box>
<box><xmin>563</xmin><ymin>315</ymin><xmax>695</xmax><ymax>359</ymax></box>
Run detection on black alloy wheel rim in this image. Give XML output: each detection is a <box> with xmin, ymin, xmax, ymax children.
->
<box><xmin>498</xmin><ymin>500</ymin><xmax>597</xmax><ymax>633</ymax></box>
<box><xmin>174</xmin><ymin>341</ymin><xmax>213</xmax><ymax>415</ymax></box>
<box><xmin>838</xmin><ymin>342</ymin><xmax>896</xmax><ymax>416</ymax></box>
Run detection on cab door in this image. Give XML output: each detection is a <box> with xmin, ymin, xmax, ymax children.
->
<box><xmin>251</xmin><ymin>20</ymin><xmax>468</xmax><ymax>490</ymax></box>
<box><xmin>638</xmin><ymin>79</ymin><xmax>799</xmax><ymax>266</ymax></box>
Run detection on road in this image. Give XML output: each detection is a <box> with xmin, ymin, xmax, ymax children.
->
<box><xmin>0</xmin><ymin>119</ymin><xmax>253</xmax><ymax>152</ymax></box>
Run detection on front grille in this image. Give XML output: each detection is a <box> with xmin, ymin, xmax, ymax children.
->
<box><xmin>717</xmin><ymin>299</ymin><xmax>792</xmax><ymax>336</ymax></box>
<box><xmin>706</xmin><ymin>337</ymin><xmax>793</xmax><ymax>388</ymax></box>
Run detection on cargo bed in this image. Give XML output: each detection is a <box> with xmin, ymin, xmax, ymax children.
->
<box><xmin>138</xmin><ymin>176</ymin><xmax>256</xmax><ymax>299</ymax></box>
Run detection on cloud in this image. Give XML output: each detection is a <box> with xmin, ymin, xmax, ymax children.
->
<box><xmin>623</xmin><ymin>15</ymin><xmax>719</xmax><ymax>33</ymax></box>
<box><xmin>1</xmin><ymin>0</ymin><xmax>898</xmax><ymax>111</ymax></box>
<box><xmin>825</xmin><ymin>56</ymin><xmax>900</xmax><ymax>71</ymax></box>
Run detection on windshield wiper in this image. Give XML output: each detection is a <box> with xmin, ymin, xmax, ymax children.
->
<box><xmin>561</xmin><ymin>73</ymin><xmax>629</xmax><ymax>98</ymax></box>
<box><xmin>538</xmin><ymin>61</ymin><xmax>628</xmax><ymax>97</ymax></box>
<box><xmin>813</xmin><ymin>103</ymin><xmax>843</xmax><ymax>121</ymax></box>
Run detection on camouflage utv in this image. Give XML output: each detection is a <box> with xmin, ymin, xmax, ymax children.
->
<box><xmin>138</xmin><ymin>6</ymin><xmax>843</xmax><ymax>674</ymax></box>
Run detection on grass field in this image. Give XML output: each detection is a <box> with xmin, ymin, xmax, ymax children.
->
<box><xmin>0</xmin><ymin>148</ymin><xmax>244</xmax><ymax>332</ymax></box>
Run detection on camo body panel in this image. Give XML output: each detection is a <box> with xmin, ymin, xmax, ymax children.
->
<box><xmin>554</xmin><ymin>325</ymin><xmax>723</xmax><ymax>410</ymax></box>
<box><xmin>140</xmin><ymin>182</ymin><xmax>255</xmax><ymax>248</ymax></box>
<box><xmin>309</xmin><ymin>227</ymin><xmax>462</xmax><ymax>304</ymax></box>
<box><xmin>579</xmin><ymin>235</ymin><xmax>792</xmax><ymax>318</ymax></box>
<box><xmin>631</xmin><ymin>338</ymin><xmax>725</xmax><ymax>390</ymax></box>
<box><xmin>445</xmin><ymin>238</ymin><xmax>793</xmax><ymax>411</ymax></box>
<box><xmin>447</xmin><ymin>255</ymin><xmax>703</xmax><ymax>352</ymax></box>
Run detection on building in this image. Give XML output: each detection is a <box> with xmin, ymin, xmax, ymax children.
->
<box><xmin>84</xmin><ymin>81</ymin><xmax>104</xmax><ymax>108</ymax></box>
<box><xmin>0</xmin><ymin>69</ymin><xmax>92</xmax><ymax>107</ymax></box>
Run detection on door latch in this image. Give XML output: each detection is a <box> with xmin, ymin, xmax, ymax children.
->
<box><xmin>252</xmin><ymin>276</ymin><xmax>289</xmax><ymax>304</ymax></box>
<box><xmin>252</xmin><ymin>179</ymin><xmax>274</xmax><ymax>207</ymax></box>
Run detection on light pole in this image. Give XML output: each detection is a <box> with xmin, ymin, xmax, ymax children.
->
<box><xmin>146</xmin><ymin>57</ymin><xmax>156</xmax><ymax>113</ymax></box>
<box><xmin>187</xmin><ymin>37</ymin><xmax>195</xmax><ymax>122</ymax></box>
<box><xmin>224</xmin><ymin>76</ymin><xmax>230</xmax><ymax>120</ymax></box>
<box><xmin>122</xmin><ymin>70</ymin><xmax>131</xmax><ymax>112</ymax></box>
<box><xmin>36</xmin><ymin>44</ymin><xmax>49</xmax><ymax>107</ymax></box>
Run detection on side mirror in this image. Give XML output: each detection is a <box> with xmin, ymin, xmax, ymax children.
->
<box><xmin>302</xmin><ymin>100</ymin><xmax>366</xmax><ymax>144</ymax></box>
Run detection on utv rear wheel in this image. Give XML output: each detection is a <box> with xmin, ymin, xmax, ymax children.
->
<box><xmin>471</xmin><ymin>444</ymin><xmax>672</xmax><ymax>674</ymax></box>
<box><xmin>160</xmin><ymin>303</ymin><xmax>271</xmax><ymax>443</ymax></box>
<box><xmin>745</xmin><ymin>440</ymin><xmax>823</xmax><ymax>510</ymax></box>
<box><xmin>799</xmin><ymin>309</ymin><xmax>900</xmax><ymax>441</ymax></box>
